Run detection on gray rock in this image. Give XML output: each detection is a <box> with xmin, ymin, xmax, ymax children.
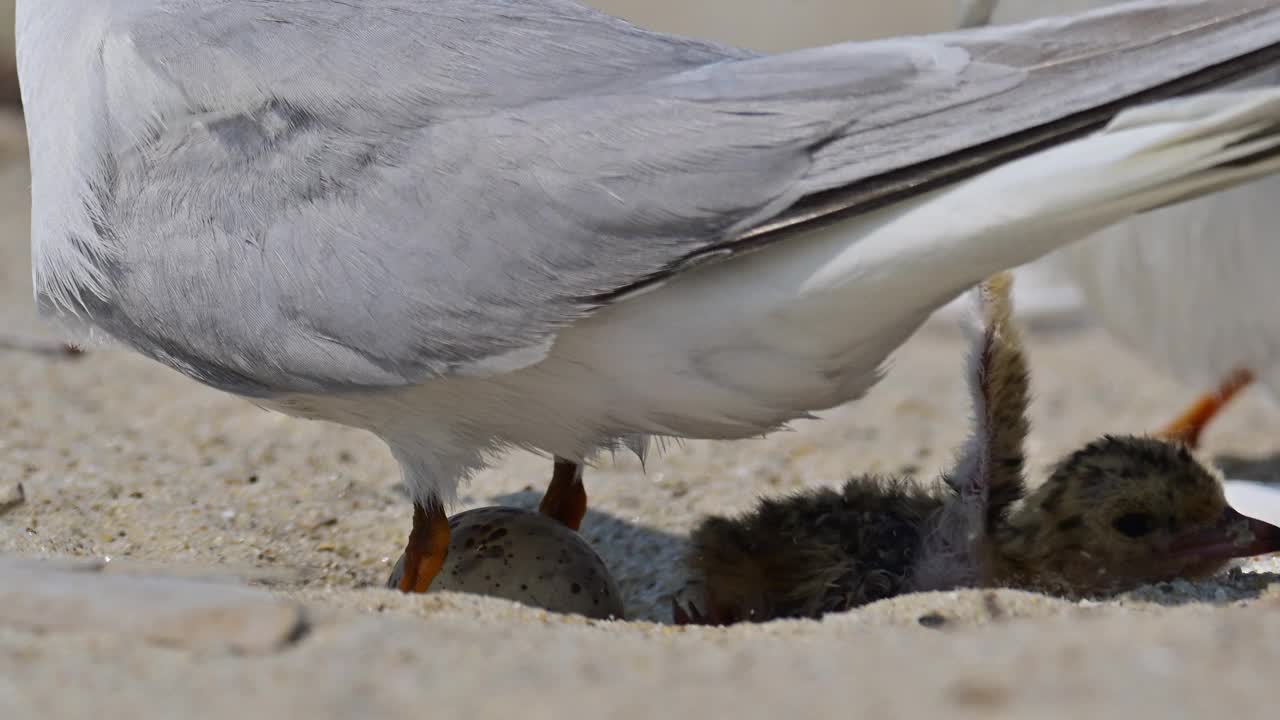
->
<box><xmin>0</xmin><ymin>556</ymin><xmax>307</xmax><ymax>653</ymax></box>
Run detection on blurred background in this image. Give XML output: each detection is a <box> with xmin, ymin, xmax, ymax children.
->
<box><xmin>0</xmin><ymin>0</ymin><xmax>14</xmax><ymax>107</ymax></box>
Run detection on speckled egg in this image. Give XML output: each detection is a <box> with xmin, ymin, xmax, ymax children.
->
<box><xmin>387</xmin><ymin>506</ymin><xmax>625</xmax><ymax>620</ymax></box>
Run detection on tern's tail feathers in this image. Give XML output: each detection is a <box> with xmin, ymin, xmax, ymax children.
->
<box><xmin>987</xmin><ymin>87</ymin><xmax>1280</xmax><ymax>265</ymax></box>
<box><xmin>807</xmin><ymin>87</ymin><xmax>1280</xmax><ymax>302</ymax></box>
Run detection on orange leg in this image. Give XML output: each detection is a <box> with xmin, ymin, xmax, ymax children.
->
<box><xmin>396</xmin><ymin>502</ymin><xmax>451</xmax><ymax>593</ymax></box>
<box><xmin>1158</xmin><ymin>367</ymin><xmax>1255</xmax><ymax>448</ymax></box>
<box><xmin>538</xmin><ymin>457</ymin><xmax>587</xmax><ymax>531</ymax></box>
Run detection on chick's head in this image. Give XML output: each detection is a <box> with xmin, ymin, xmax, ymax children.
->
<box><xmin>996</xmin><ymin>435</ymin><xmax>1280</xmax><ymax>594</ymax></box>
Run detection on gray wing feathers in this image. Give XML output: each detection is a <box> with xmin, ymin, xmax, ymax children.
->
<box><xmin>786</xmin><ymin>1</ymin><xmax>1280</xmax><ymax>230</ymax></box>
<box><xmin>119</xmin><ymin>0</ymin><xmax>754</xmax><ymax>122</ymax></box>
<box><xmin>105</xmin><ymin>72</ymin><xmax>942</xmax><ymax>393</ymax></box>
<box><xmin>102</xmin><ymin>4</ymin><xmax>984</xmax><ymax>393</ymax></box>
<box><xmin>91</xmin><ymin>0</ymin><xmax>1280</xmax><ymax>395</ymax></box>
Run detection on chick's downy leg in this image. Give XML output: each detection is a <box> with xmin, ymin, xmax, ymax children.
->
<box><xmin>396</xmin><ymin>501</ymin><xmax>450</xmax><ymax>593</ymax></box>
<box><xmin>953</xmin><ymin>273</ymin><xmax>1030</xmax><ymax>528</ymax></box>
<box><xmin>1158</xmin><ymin>367</ymin><xmax>1254</xmax><ymax>448</ymax></box>
<box><xmin>539</xmin><ymin>457</ymin><xmax>587</xmax><ymax>531</ymax></box>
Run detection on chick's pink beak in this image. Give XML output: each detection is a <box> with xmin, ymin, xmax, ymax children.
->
<box><xmin>1171</xmin><ymin>506</ymin><xmax>1280</xmax><ymax>562</ymax></box>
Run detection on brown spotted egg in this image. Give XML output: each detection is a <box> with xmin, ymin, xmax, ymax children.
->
<box><xmin>387</xmin><ymin>506</ymin><xmax>624</xmax><ymax>619</ymax></box>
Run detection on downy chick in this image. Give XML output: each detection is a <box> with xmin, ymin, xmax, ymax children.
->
<box><xmin>677</xmin><ymin>274</ymin><xmax>1280</xmax><ymax>625</ymax></box>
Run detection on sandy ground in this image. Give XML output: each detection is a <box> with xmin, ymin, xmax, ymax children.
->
<box><xmin>3</xmin><ymin>2</ymin><xmax>1280</xmax><ymax>717</ymax></box>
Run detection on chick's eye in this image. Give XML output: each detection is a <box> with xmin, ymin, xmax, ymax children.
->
<box><xmin>1113</xmin><ymin>512</ymin><xmax>1156</xmax><ymax>538</ymax></box>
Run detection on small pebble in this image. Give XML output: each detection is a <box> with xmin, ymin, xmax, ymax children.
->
<box><xmin>0</xmin><ymin>483</ymin><xmax>26</xmax><ymax>517</ymax></box>
<box><xmin>917</xmin><ymin>612</ymin><xmax>948</xmax><ymax>628</ymax></box>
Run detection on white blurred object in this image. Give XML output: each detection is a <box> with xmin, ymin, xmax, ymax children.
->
<box><xmin>952</xmin><ymin>0</ymin><xmax>1280</xmax><ymax>445</ymax></box>
<box><xmin>1225</xmin><ymin>480</ymin><xmax>1280</xmax><ymax>529</ymax></box>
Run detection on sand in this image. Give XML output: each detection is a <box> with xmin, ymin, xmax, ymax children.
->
<box><xmin>3</xmin><ymin>2</ymin><xmax>1280</xmax><ymax>716</ymax></box>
